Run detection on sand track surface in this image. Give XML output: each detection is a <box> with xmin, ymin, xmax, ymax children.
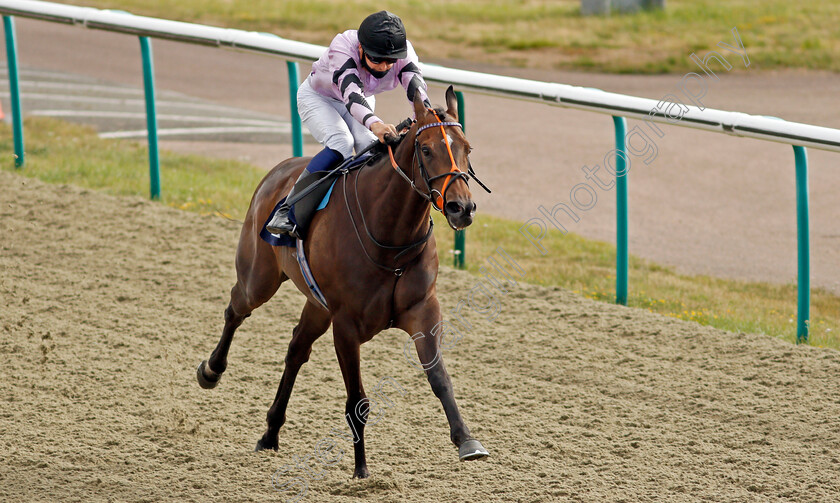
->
<box><xmin>2</xmin><ymin>170</ymin><xmax>840</xmax><ymax>502</ymax></box>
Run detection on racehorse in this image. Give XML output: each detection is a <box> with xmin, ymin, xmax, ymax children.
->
<box><xmin>196</xmin><ymin>86</ymin><xmax>489</xmax><ymax>478</ymax></box>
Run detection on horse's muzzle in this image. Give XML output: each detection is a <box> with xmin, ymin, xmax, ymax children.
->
<box><xmin>445</xmin><ymin>200</ymin><xmax>476</xmax><ymax>230</ymax></box>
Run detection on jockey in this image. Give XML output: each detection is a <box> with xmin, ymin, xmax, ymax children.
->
<box><xmin>266</xmin><ymin>10</ymin><xmax>431</xmax><ymax>238</ymax></box>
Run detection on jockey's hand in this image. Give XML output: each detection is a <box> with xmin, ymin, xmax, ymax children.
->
<box><xmin>370</xmin><ymin>122</ymin><xmax>398</xmax><ymax>144</ymax></box>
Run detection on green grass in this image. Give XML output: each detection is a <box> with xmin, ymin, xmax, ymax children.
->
<box><xmin>432</xmin><ymin>212</ymin><xmax>840</xmax><ymax>349</ymax></box>
<box><xmin>55</xmin><ymin>0</ymin><xmax>840</xmax><ymax>74</ymax></box>
<box><xmin>4</xmin><ymin>117</ymin><xmax>840</xmax><ymax>348</ymax></box>
<box><xmin>1</xmin><ymin>118</ymin><xmax>264</xmax><ymax>220</ymax></box>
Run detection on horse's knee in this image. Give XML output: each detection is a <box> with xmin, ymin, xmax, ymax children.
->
<box><xmin>283</xmin><ymin>350</ymin><xmax>310</xmax><ymax>368</ymax></box>
<box><xmin>426</xmin><ymin>367</ymin><xmax>453</xmax><ymax>398</ymax></box>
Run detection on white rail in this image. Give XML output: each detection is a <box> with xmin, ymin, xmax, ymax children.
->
<box><xmin>2</xmin><ymin>0</ymin><xmax>840</xmax><ymax>153</ymax></box>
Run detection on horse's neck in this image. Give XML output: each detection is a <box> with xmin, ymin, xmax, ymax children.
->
<box><xmin>356</xmin><ymin>144</ymin><xmax>431</xmax><ymax>247</ymax></box>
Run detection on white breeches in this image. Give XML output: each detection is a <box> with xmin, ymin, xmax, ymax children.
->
<box><xmin>297</xmin><ymin>76</ymin><xmax>377</xmax><ymax>159</ymax></box>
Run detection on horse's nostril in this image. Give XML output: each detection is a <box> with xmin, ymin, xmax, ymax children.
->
<box><xmin>445</xmin><ymin>201</ymin><xmax>464</xmax><ymax>215</ymax></box>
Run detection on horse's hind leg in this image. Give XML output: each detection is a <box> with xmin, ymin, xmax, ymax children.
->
<box><xmin>197</xmin><ymin>265</ymin><xmax>286</xmax><ymax>389</ymax></box>
<box><xmin>255</xmin><ymin>301</ymin><xmax>331</xmax><ymax>451</ymax></box>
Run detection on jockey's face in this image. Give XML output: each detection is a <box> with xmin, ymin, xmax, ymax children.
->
<box><xmin>366</xmin><ymin>56</ymin><xmax>394</xmax><ymax>73</ymax></box>
<box><xmin>359</xmin><ymin>46</ymin><xmax>395</xmax><ymax>75</ymax></box>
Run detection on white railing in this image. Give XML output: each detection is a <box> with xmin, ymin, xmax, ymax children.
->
<box><xmin>1</xmin><ymin>0</ymin><xmax>838</xmax><ymax>152</ymax></box>
<box><xmin>0</xmin><ymin>0</ymin><xmax>831</xmax><ymax>342</ymax></box>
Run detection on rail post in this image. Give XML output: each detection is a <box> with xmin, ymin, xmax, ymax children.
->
<box><xmin>613</xmin><ymin>116</ymin><xmax>628</xmax><ymax>305</ymax></box>
<box><xmin>138</xmin><ymin>36</ymin><xmax>160</xmax><ymax>199</ymax></box>
<box><xmin>793</xmin><ymin>145</ymin><xmax>810</xmax><ymax>343</ymax></box>
<box><xmin>286</xmin><ymin>61</ymin><xmax>303</xmax><ymax>157</ymax></box>
<box><xmin>453</xmin><ymin>90</ymin><xmax>466</xmax><ymax>269</ymax></box>
<box><xmin>3</xmin><ymin>16</ymin><xmax>24</xmax><ymax>168</ymax></box>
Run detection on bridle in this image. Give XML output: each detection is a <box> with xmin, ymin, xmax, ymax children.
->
<box><xmin>343</xmin><ymin>110</ymin><xmax>491</xmax><ymax>276</ymax></box>
<box><xmin>387</xmin><ymin>109</ymin><xmax>490</xmax><ymax>218</ymax></box>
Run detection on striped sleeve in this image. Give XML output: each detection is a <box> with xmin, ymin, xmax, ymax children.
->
<box><xmin>398</xmin><ymin>45</ymin><xmax>430</xmax><ymax>107</ymax></box>
<box><xmin>333</xmin><ymin>57</ymin><xmax>381</xmax><ymax>128</ymax></box>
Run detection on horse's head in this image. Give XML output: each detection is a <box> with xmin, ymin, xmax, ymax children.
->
<box><xmin>410</xmin><ymin>86</ymin><xmax>476</xmax><ymax>230</ymax></box>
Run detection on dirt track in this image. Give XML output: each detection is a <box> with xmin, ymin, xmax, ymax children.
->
<box><xmin>4</xmin><ymin>169</ymin><xmax>840</xmax><ymax>502</ymax></box>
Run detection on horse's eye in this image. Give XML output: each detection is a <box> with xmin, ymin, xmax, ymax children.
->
<box><xmin>421</xmin><ymin>146</ymin><xmax>431</xmax><ymax>157</ymax></box>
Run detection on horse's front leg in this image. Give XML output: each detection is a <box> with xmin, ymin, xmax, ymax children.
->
<box><xmin>397</xmin><ymin>297</ymin><xmax>489</xmax><ymax>461</ymax></box>
<box><xmin>332</xmin><ymin>318</ymin><xmax>371</xmax><ymax>478</ymax></box>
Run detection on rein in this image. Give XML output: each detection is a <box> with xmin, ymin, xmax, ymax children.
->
<box><xmin>341</xmin><ymin>140</ymin><xmax>434</xmax><ymax>276</ymax></box>
<box><xmin>343</xmin><ymin>167</ymin><xmax>434</xmax><ymax>276</ymax></box>
<box><xmin>341</xmin><ymin>110</ymin><xmax>491</xmax><ymax>275</ymax></box>
<box><xmin>387</xmin><ymin>111</ymin><xmax>491</xmax><ymax>214</ymax></box>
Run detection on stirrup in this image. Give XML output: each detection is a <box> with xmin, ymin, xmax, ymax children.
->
<box><xmin>266</xmin><ymin>206</ymin><xmax>300</xmax><ymax>238</ymax></box>
<box><xmin>281</xmin><ymin>223</ymin><xmax>301</xmax><ymax>240</ymax></box>
<box><xmin>267</xmin><ymin>220</ymin><xmax>300</xmax><ymax>240</ymax></box>
<box><xmin>266</xmin><ymin>219</ymin><xmax>300</xmax><ymax>239</ymax></box>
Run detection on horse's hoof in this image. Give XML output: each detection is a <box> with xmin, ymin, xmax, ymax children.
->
<box><xmin>459</xmin><ymin>439</ymin><xmax>489</xmax><ymax>461</ymax></box>
<box><xmin>353</xmin><ymin>467</ymin><xmax>370</xmax><ymax>479</ymax></box>
<box><xmin>255</xmin><ymin>437</ymin><xmax>279</xmax><ymax>452</ymax></box>
<box><xmin>196</xmin><ymin>360</ymin><xmax>221</xmax><ymax>389</ymax></box>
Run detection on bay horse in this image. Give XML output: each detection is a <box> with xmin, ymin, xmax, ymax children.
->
<box><xmin>196</xmin><ymin>86</ymin><xmax>489</xmax><ymax>478</ymax></box>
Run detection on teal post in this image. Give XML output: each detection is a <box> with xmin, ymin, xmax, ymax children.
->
<box><xmin>139</xmin><ymin>37</ymin><xmax>161</xmax><ymax>199</ymax></box>
<box><xmin>453</xmin><ymin>91</ymin><xmax>467</xmax><ymax>269</ymax></box>
<box><xmin>286</xmin><ymin>61</ymin><xmax>303</xmax><ymax>157</ymax></box>
<box><xmin>793</xmin><ymin>146</ymin><xmax>810</xmax><ymax>342</ymax></box>
<box><xmin>613</xmin><ymin>116</ymin><xmax>628</xmax><ymax>305</ymax></box>
<box><xmin>455</xmin><ymin>91</ymin><xmax>466</xmax><ymax>131</ymax></box>
<box><xmin>3</xmin><ymin>16</ymin><xmax>24</xmax><ymax>168</ymax></box>
<box><xmin>453</xmin><ymin>223</ymin><xmax>466</xmax><ymax>269</ymax></box>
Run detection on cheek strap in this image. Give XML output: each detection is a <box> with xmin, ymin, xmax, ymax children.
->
<box><xmin>424</xmin><ymin>111</ymin><xmax>463</xmax><ymax>211</ymax></box>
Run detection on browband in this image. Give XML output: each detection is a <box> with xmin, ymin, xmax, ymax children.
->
<box><xmin>415</xmin><ymin>121</ymin><xmax>463</xmax><ymax>135</ymax></box>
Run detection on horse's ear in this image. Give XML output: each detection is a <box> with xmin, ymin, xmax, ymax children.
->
<box><xmin>413</xmin><ymin>90</ymin><xmax>427</xmax><ymax>120</ymax></box>
<box><xmin>445</xmin><ymin>85</ymin><xmax>458</xmax><ymax>121</ymax></box>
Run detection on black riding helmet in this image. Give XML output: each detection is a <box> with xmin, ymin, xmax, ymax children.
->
<box><xmin>358</xmin><ymin>11</ymin><xmax>408</xmax><ymax>60</ymax></box>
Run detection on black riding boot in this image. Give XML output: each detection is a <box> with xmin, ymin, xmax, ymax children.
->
<box><xmin>265</xmin><ymin>171</ymin><xmax>307</xmax><ymax>238</ymax></box>
<box><xmin>265</xmin><ymin>147</ymin><xmax>344</xmax><ymax>238</ymax></box>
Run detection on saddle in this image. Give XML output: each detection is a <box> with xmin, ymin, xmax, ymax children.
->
<box><xmin>260</xmin><ymin>153</ymin><xmax>374</xmax><ymax>247</ymax></box>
